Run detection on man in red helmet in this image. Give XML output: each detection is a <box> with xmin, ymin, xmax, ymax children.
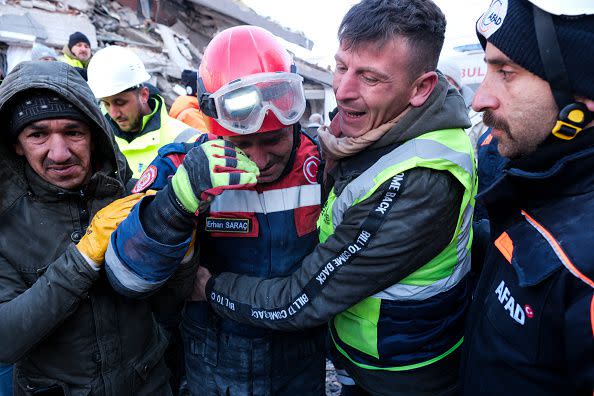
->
<box><xmin>103</xmin><ymin>26</ymin><xmax>326</xmax><ymax>395</ymax></box>
<box><xmin>104</xmin><ymin>0</ymin><xmax>478</xmax><ymax>393</ymax></box>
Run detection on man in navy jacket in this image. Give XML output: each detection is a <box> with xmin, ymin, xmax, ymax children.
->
<box><xmin>461</xmin><ymin>1</ymin><xmax>594</xmax><ymax>395</ymax></box>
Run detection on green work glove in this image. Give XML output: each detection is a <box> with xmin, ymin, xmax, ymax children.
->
<box><xmin>171</xmin><ymin>139</ymin><xmax>259</xmax><ymax>214</ymax></box>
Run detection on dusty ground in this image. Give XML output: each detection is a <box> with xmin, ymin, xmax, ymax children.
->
<box><xmin>325</xmin><ymin>359</ymin><xmax>342</xmax><ymax>396</ymax></box>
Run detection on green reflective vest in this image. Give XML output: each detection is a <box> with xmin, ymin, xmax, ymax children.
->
<box><xmin>319</xmin><ymin>128</ymin><xmax>477</xmax><ymax>371</ymax></box>
<box><xmin>59</xmin><ymin>54</ymin><xmax>85</xmax><ymax>69</ymax></box>
<box><xmin>109</xmin><ymin>95</ymin><xmax>200</xmax><ymax>177</ymax></box>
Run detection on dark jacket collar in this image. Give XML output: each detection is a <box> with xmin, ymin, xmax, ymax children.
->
<box><xmin>24</xmin><ymin>163</ymin><xmax>124</xmax><ymax>204</ymax></box>
<box><xmin>480</xmin><ymin>127</ymin><xmax>594</xmax><ymax>213</ymax></box>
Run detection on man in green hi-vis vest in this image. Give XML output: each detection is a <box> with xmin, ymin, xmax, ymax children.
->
<box><xmin>86</xmin><ymin>45</ymin><xmax>201</xmax><ymax>178</ymax></box>
<box><xmin>118</xmin><ymin>0</ymin><xmax>476</xmax><ymax>394</ymax></box>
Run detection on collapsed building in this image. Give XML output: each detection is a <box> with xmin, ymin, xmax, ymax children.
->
<box><xmin>0</xmin><ymin>0</ymin><xmax>335</xmax><ymax>123</ymax></box>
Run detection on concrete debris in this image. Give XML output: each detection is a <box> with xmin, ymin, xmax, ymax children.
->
<box><xmin>170</xmin><ymin>19</ymin><xmax>190</xmax><ymax>38</ymax></box>
<box><xmin>137</xmin><ymin>0</ymin><xmax>150</xmax><ymax>20</ymax></box>
<box><xmin>60</xmin><ymin>0</ymin><xmax>93</xmax><ymax>12</ymax></box>
<box><xmin>93</xmin><ymin>13</ymin><xmax>119</xmax><ymax>31</ymax></box>
<box><xmin>175</xmin><ymin>36</ymin><xmax>192</xmax><ymax>61</ymax></box>
<box><xmin>156</xmin><ymin>75</ymin><xmax>178</xmax><ymax>104</ymax></box>
<box><xmin>117</xmin><ymin>27</ymin><xmax>161</xmax><ymax>47</ymax></box>
<box><xmin>97</xmin><ymin>32</ymin><xmax>160</xmax><ymax>48</ymax></box>
<box><xmin>1</xmin><ymin>0</ymin><xmax>331</xmax><ymax>113</ymax></box>
<box><xmin>0</xmin><ymin>5</ymin><xmax>97</xmax><ymax>47</ymax></box>
<box><xmin>117</xmin><ymin>6</ymin><xmax>140</xmax><ymax>27</ymax></box>
<box><xmin>0</xmin><ymin>12</ymin><xmax>46</xmax><ymax>41</ymax></box>
<box><xmin>325</xmin><ymin>359</ymin><xmax>342</xmax><ymax>396</ymax></box>
<box><xmin>156</xmin><ymin>23</ymin><xmax>191</xmax><ymax>79</ymax></box>
<box><xmin>31</xmin><ymin>0</ymin><xmax>55</xmax><ymax>12</ymax></box>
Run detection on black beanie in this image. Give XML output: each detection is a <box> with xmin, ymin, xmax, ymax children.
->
<box><xmin>476</xmin><ymin>0</ymin><xmax>594</xmax><ymax>100</ymax></box>
<box><xmin>181</xmin><ymin>69</ymin><xmax>198</xmax><ymax>96</ymax></box>
<box><xmin>68</xmin><ymin>31</ymin><xmax>90</xmax><ymax>51</ymax></box>
<box><xmin>8</xmin><ymin>90</ymin><xmax>90</xmax><ymax>140</ymax></box>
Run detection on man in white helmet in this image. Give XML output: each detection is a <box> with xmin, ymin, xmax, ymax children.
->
<box><xmin>461</xmin><ymin>0</ymin><xmax>594</xmax><ymax>395</ymax></box>
<box><xmin>87</xmin><ymin>45</ymin><xmax>200</xmax><ymax>177</ymax></box>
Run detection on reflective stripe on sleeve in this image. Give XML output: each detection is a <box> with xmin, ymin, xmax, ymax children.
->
<box><xmin>105</xmin><ymin>242</ymin><xmax>168</xmax><ymax>293</ymax></box>
<box><xmin>373</xmin><ymin>187</ymin><xmax>473</xmax><ymax>301</ymax></box>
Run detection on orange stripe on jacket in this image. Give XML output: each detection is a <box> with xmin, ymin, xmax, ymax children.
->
<box><xmin>494</xmin><ymin>232</ymin><xmax>514</xmax><ymax>264</ymax></box>
<box><xmin>521</xmin><ymin>210</ymin><xmax>594</xmax><ymax>289</ymax></box>
<box><xmin>481</xmin><ymin>132</ymin><xmax>493</xmax><ymax>146</ymax></box>
<box><xmin>590</xmin><ymin>295</ymin><xmax>594</xmax><ymax>336</ymax></box>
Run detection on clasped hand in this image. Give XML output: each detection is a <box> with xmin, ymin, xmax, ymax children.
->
<box><xmin>171</xmin><ymin>139</ymin><xmax>259</xmax><ymax>215</ymax></box>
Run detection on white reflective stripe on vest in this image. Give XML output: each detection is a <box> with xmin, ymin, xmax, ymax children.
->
<box><xmin>210</xmin><ymin>184</ymin><xmax>321</xmax><ymax>213</ymax></box>
<box><xmin>373</xmin><ymin>197</ymin><xmax>473</xmax><ymax>301</ymax></box>
<box><xmin>372</xmin><ymin>254</ymin><xmax>470</xmax><ymax>301</ymax></box>
<box><xmin>457</xmin><ymin>202</ymin><xmax>473</xmax><ymax>272</ymax></box>
<box><xmin>332</xmin><ymin>138</ymin><xmax>473</xmax><ymax>229</ymax></box>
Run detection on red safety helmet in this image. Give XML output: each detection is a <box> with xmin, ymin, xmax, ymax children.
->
<box><xmin>198</xmin><ymin>25</ymin><xmax>306</xmax><ymax>136</ymax></box>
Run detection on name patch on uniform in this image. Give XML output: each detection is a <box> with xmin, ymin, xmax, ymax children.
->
<box><xmin>205</xmin><ymin>217</ymin><xmax>250</xmax><ymax>233</ymax></box>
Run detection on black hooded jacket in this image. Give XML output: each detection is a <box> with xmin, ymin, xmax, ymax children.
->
<box><xmin>0</xmin><ymin>61</ymin><xmax>170</xmax><ymax>395</ymax></box>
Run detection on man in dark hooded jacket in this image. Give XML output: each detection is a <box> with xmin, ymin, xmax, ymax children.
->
<box><xmin>0</xmin><ymin>61</ymin><xmax>185</xmax><ymax>395</ymax></box>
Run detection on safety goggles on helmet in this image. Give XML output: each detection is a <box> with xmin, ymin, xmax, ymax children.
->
<box><xmin>198</xmin><ymin>71</ymin><xmax>306</xmax><ymax>135</ymax></box>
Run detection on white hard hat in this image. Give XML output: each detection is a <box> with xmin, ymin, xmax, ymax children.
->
<box><xmin>528</xmin><ymin>0</ymin><xmax>594</xmax><ymax>16</ymax></box>
<box><xmin>87</xmin><ymin>46</ymin><xmax>151</xmax><ymax>98</ymax></box>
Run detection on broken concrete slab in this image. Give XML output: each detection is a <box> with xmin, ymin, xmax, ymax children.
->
<box><xmin>61</xmin><ymin>0</ymin><xmax>94</xmax><ymax>13</ymax></box>
<box><xmin>117</xmin><ymin>6</ymin><xmax>140</xmax><ymax>27</ymax></box>
<box><xmin>97</xmin><ymin>31</ymin><xmax>160</xmax><ymax>48</ymax></box>
<box><xmin>0</xmin><ymin>12</ymin><xmax>46</xmax><ymax>42</ymax></box>
<box><xmin>156</xmin><ymin>23</ymin><xmax>192</xmax><ymax>77</ymax></box>
<box><xmin>0</xmin><ymin>4</ymin><xmax>97</xmax><ymax>48</ymax></box>
<box><xmin>31</xmin><ymin>0</ymin><xmax>56</xmax><ymax>12</ymax></box>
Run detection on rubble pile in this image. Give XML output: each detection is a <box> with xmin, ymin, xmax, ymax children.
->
<box><xmin>0</xmin><ymin>0</ymin><xmax>332</xmax><ymax>126</ymax></box>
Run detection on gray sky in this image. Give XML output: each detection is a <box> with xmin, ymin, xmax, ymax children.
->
<box><xmin>242</xmin><ymin>0</ymin><xmax>491</xmax><ymax>67</ymax></box>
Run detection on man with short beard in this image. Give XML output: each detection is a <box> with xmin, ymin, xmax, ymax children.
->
<box><xmin>461</xmin><ymin>0</ymin><xmax>594</xmax><ymax>395</ymax></box>
<box><xmin>87</xmin><ymin>45</ymin><xmax>200</xmax><ymax>177</ymax></box>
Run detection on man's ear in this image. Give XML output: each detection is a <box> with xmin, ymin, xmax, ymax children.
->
<box><xmin>409</xmin><ymin>71</ymin><xmax>438</xmax><ymax>108</ymax></box>
<box><xmin>14</xmin><ymin>139</ymin><xmax>24</xmax><ymax>156</ymax></box>
<box><xmin>579</xmin><ymin>97</ymin><xmax>594</xmax><ymax>113</ymax></box>
<box><xmin>139</xmin><ymin>86</ymin><xmax>150</xmax><ymax>104</ymax></box>
<box><xmin>576</xmin><ymin>97</ymin><xmax>594</xmax><ymax>129</ymax></box>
